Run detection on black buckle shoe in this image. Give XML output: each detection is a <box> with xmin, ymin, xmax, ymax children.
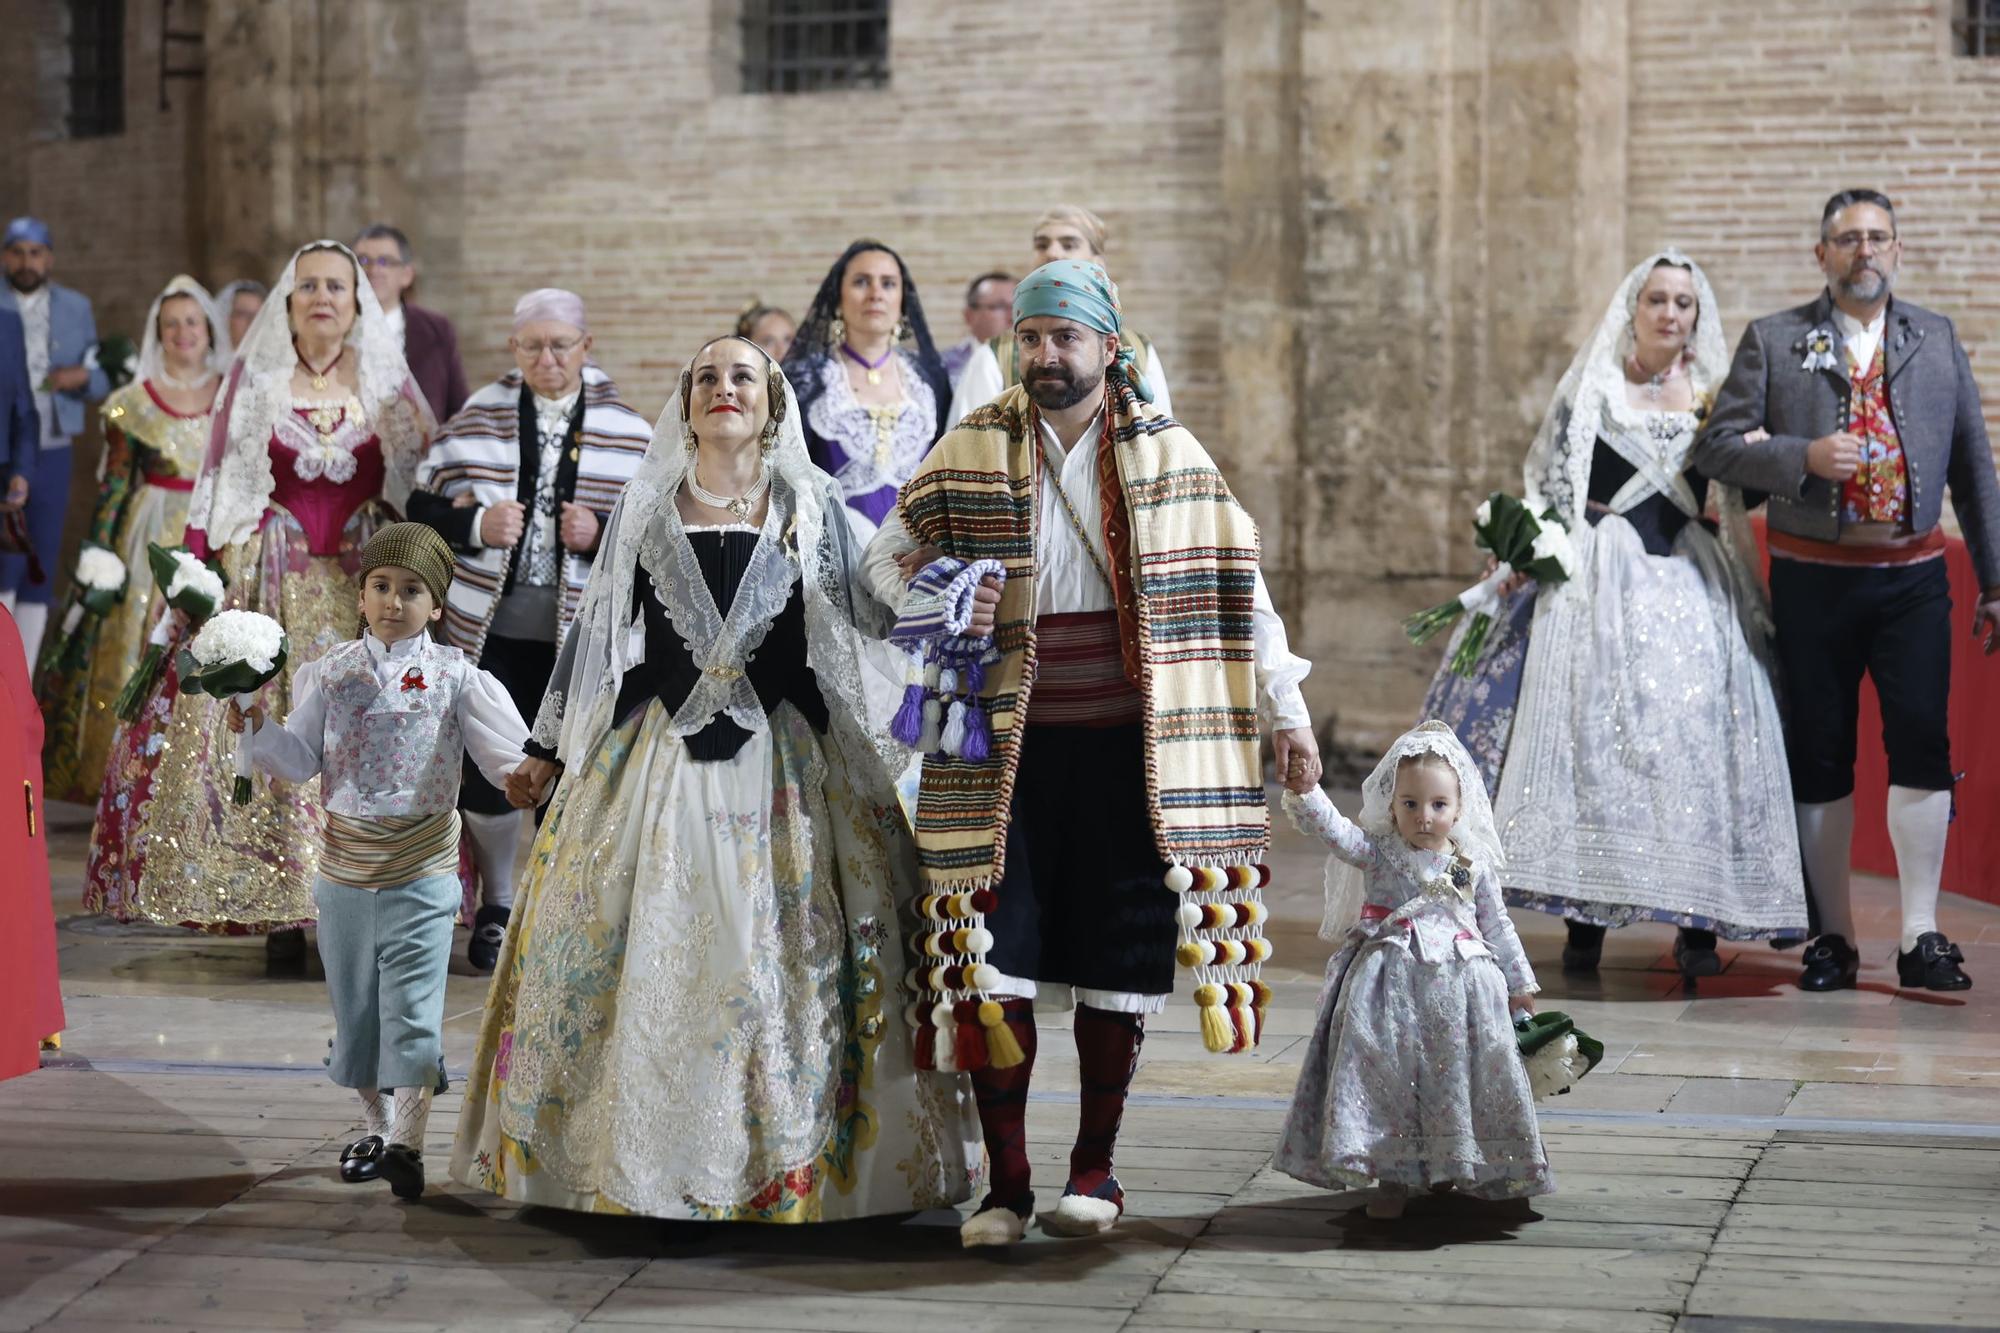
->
<box><xmin>468</xmin><ymin>905</ymin><xmax>510</xmax><ymax>974</ymax></box>
<box><xmin>338</xmin><ymin>1134</ymin><xmax>383</xmax><ymax>1183</ymax></box>
<box><xmin>1897</xmin><ymin>932</ymin><xmax>1971</xmax><ymax>992</ymax></box>
<box><xmin>1799</xmin><ymin>934</ymin><xmax>1860</xmax><ymax>992</ymax></box>
<box><xmin>378</xmin><ymin>1143</ymin><xmax>425</xmax><ymax>1200</ymax></box>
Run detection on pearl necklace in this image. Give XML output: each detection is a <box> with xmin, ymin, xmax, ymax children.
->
<box><xmin>156</xmin><ymin>365</ymin><xmax>210</xmax><ymax>391</ymax></box>
<box><xmin>685</xmin><ymin>459</ymin><xmax>771</xmax><ymax>521</ymax></box>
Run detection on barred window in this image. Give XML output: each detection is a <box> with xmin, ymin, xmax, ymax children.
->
<box><xmin>67</xmin><ymin>0</ymin><xmax>124</xmax><ymax>138</ymax></box>
<box><xmin>1956</xmin><ymin>0</ymin><xmax>2000</xmax><ymax>56</ymax></box>
<box><xmin>740</xmin><ymin>0</ymin><xmax>890</xmax><ymax>95</ymax></box>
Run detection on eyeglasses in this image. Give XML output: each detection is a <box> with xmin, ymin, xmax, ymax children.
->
<box><xmin>969</xmin><ymin>301</ymin><xmax>1013</xmax><ymax>313</ymax></box>
<box><xmin>1827</xmin><ymin>231</ymin><xmax>1896</xmax><ymax>251</ymax></box>
<box><xmin>516</xmin><ymin>338</ymin><xmax>583</xmax><ymax>359</ymax></box>
<box><xmin>354</xmin><ymin>255</ymin><xmax>408</xmax><ymax>269</ymax></box>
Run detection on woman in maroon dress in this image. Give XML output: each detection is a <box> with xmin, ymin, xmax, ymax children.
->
<box><xmin>84</xmin><ymin>242</ymin><xmax>431</xmax><ymax>948</ymax></box>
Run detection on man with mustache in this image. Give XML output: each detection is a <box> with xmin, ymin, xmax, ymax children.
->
<box><xmin>1694</xmin><ymin>189</ymin><xmax>2000</xmax><ymax>993</ymax></box>
<box><xmin>0</xmin><ymin>218</ymin><xmax>109</xmax><ymax>666</ymax></box>
<box><xmin>863</xmin><ymin>261</ymin><xmax>1315</xmax><ymax>1245</ymax></box>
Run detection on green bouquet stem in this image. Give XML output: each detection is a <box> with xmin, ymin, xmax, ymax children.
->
<box><xmin>1401</xmin><ymin>599</ymin><xmax>1465</xmax><ymax>648</ymax></box>
<box><xmin>114</xmin><ymin>643</ymin><xmax>167</xmax><ymax>721</ymax></box>
<box><xmin>1447</xmin><ymin>612</ymin><xmax>1495</xmax><ymax>678</ymax></box>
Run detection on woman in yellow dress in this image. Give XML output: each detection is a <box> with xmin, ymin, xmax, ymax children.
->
<box><xmin>36</xmin><ymin>275</ymin><xmax>226</xmax><ymax>802</ymax></box>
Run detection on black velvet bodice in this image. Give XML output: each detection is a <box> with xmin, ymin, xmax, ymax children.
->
<box><xmin>1585</xmin><ymin>438</ymin><xmax>1710</xmax><ymax>556</ymax></box>
<box><xmin>612</xmin><ymin>529</ymin><xmax>828</xmax><ymax>761</ymax></box>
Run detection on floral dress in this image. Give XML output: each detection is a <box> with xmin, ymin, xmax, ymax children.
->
<box><xmin>36</xmin><ymin>380</ymin><xmax>211</xmax><ymax>802</ymax></box>
<box><xmin>84</xmin><ymin>403</ymin><xmax>394</xmax><ymax>926</ymax></box>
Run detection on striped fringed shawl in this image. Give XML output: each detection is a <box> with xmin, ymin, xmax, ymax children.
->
<box><xmin>899</xmin><ymin>382</ymin><xmax>1269</xmax><ymax>891</ymax></box>
<box><xmin>414</xmin><ymin>365</ymin><xmax>650</xmax><ymax>660</ymax></box>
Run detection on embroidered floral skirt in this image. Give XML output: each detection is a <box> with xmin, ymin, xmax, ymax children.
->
<box><xmin>450</xmin><ymin>699</ymin><xmax>979</xmax><ymax>1221</ymax></box>
<box><xmin>83</xmin><ymin>503</ymin><xmax>390</xmax><ymax>928</ymax></box>
<box><xmin>37</xmin><ymin>482</ymin><xmax>194</xmax><ymax>804</ymax></box>
<box><xmin>1276</xmin><ymin>937</ymin><xmax>1552</xmax><ymax>1199</ymax></box>
<box><xmin>1419</xmin><ymin>586</ymin><xmax>1538</xmax><ymax>798</ymax></box>
<box><xmin>1491</xmin><ymin>518</ymin><xmax>1808</xmax><ymax>939</ymax></box>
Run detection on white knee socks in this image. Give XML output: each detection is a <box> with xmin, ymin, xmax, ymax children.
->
<box><xmin>13</xmin><ymin>601</ymin><xmax>47</xmax><ymax>669</ymax></box>
<box><xmin>357</xmin><ymin>1087</ymin><xmax>390</xmax><ymax>1138</ymax></box>
<box><xmin>463</xmin><ymin>810</ymin><xmax>522</xmax><ymax>911</ymax></box>
<box><xmin>390</xmin><ymin>1086</ymin><xmax>433</xmax><ymax>1150</ymax></box>
<box><xmin>1795</xmin><ymin>797</ymin><xmax>1856</xmax><ymax>943</ymax></box>
<box><xmin>1886</xmin><ymin>785</ymin><xmax>1951</xmax><ymax>953</ymax></box>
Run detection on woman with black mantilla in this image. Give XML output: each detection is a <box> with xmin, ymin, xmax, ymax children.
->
<box><xmin>450</xmin><ymin>336</ymin><xmax>977</xmax><ymax>1222</ymax></box>
<box><xmin>784</xmin><ymin>240</ymin><xmax>953</xmax><ymax>545</ymax></box>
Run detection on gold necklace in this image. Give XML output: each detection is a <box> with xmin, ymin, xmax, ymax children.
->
<box><xmin>298</xmin><ymin>343</ymin><xmax>343</xmax><ymax>392</ymax></box>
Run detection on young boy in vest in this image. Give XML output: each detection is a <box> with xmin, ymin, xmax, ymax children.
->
<box><xmin>228</xmin><ymin>523</ymin><xmax>529</xmax><ymax>1199</ymax></box>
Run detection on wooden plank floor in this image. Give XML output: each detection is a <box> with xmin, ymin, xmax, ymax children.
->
<box><xmin>8</xmin><ymin>797</ymin><xmax>2000</xmax><ymax>1331</ymax></box>
<box><xmin>6</xmin><ymin>1070</ymin><xmax>1999</xmax><ymax>1332</ymax></box>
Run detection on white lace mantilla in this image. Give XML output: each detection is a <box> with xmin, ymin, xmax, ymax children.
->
<box><xmin>275</xmin><ymin>396</ymin><xmax>369</xmax><ymax>484</ymax></box>
<box><xmin>187</xmin><ymin>240</ymin><xmax>431</xmax><ymax>549</ymax></box>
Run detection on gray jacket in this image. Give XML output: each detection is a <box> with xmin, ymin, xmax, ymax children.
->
<box><xmin>1691</xmin><ymin>290</ymin><xmax>2000</xmax><ymax>590</ymax></box>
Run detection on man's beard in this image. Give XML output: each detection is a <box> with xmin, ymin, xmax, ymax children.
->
<box><xmin>1024</xmin><ymin>365</ymin><xmax>1101</xmax><ymax>411</ymax></box>
<box><xmin>1835</xmin><ymin>263</ymin><xmax>1893</xmax><ymax>303</ymax></box>
<box><xmin>5</xmin><ymin>269</ymin><xmax>46</xmax><ymax>295</ymax></box>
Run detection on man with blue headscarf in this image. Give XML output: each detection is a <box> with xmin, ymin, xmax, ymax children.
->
<box><xmin>863</xmin><ymin>259</ymin><xmax>1317</xmax><ymax>1247</ymax></box>
<box><xmin>1</xmin><ymin>217</ymin><xmax>109</xmax><ymax>665</ymax></box>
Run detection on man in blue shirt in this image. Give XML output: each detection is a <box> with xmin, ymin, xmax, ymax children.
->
<box><xmin>0</xmin><ymin>217</ymin><xmax>109</xmax><ymax>665</ymax></box>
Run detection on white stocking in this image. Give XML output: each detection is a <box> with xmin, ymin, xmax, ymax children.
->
<box><xmin>463</xmin><ymin>810</ymin><xmax>522</xmax><ymax>911</ymax></box>
<box><xmin>1795</xmin><ymin>797</ymin><xmax>1856</xmax><ymax>943</ymax></box>
<box><xmin>356</xmin><ymin>1087</ymin><xmax>390</xmax><ymax>1138</ymax></box>
<box><xmin>13</xmin><ymin>602</ymin><xmax>47</xmax><ymax>668</ymax></box>
<box><xmin>1886</xmin><ymin>785</ymin><xmax>1951</xmax><ymax>952</ymax></box>
<box><xmin>390</xmin><ymin>1086</ymin><xmax>433</xmax><ymax>1149</ymax></box>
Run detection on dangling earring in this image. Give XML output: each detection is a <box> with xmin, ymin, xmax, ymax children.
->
<box><xmin>682</xmin><ymin>424</ymin><xmax>697</xmax><ymax>455</ymax></box>
<box><xmin>893</xmin><ymin>318</ymin><xmax>909</xmax><ymax>344</ymax></box>
<box><xmin>760</xmin><ymin>419</ymin><xmax>779</xmax><ymax>454</ymax></box>
<box><xmin>830</xmin><ymin>315</ymin><xmax>846</xmax><ymax>347</ymax></box>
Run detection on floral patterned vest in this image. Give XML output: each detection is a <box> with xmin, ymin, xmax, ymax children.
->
<box><xmin>318</xmin><ymin>638</ymin><xmax>467</xmax><ymax>817</ymax></box>
<box><xmin>1841</xmin><ymin>342</ymin><xmax>1910</xmax><ymax>527</ymax></box>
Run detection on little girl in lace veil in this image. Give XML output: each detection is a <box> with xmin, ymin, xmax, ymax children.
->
<box><xmin>1276</xmin><ymin>721</ymin><xmax>1551</xmax><ymax>1217</ymax></box>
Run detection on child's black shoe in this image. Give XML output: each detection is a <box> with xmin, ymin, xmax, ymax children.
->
<box><xmin>468</xmin><ymin>905</ymin><xmax>510</xmax><ymax>973</ymax></box>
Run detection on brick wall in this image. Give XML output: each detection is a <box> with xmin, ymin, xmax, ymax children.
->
<box><xmin>1626</xmin><ymin>0</ymin><xmax>2000</xmax><ymax>435</ymax></box>
<box><xmin>0</xmin><ymin>1</ymin><xmax>203</xmax><ymax>353</ymax></box>
<box><xmin>406</xmin><ymin>0</ymin><xmax>1229</xmax><ymax>430</ymax></box>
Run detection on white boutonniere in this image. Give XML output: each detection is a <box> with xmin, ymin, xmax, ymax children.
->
<box><xmin>1800</xmin><ymin>326</ymin><xmax>1838</xmax><ymax>373</ymax></box>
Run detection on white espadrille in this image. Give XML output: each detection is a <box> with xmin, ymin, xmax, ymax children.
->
<box><xmin>1042</xmin><ymin>1190</ymin><xmax>1122</xmax><ymax>1237</ymax></box>
<box><xmin>960</xmin><ymin>1202</ymin><xmax>1029</xmax><ymax>1248</ymax></box>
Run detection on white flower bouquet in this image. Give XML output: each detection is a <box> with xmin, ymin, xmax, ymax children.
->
<box><xmin>1515</xmin><ymin>1011</ymin><xmax>1605</xmax><ymax>1100</ymax></box>
<box><xmin>81</xmin><ymin>335</ymin><xmax>137</xmax><ymax>390</ymax></box>
<box><xmin>55</xmin><ymin>545</ymin><xmax>127</xmax><ymax>669</ymax></box>
<box><xmin>176</xmin><ymin>609</ymin><xmax>289</xmax><ymax>804</ymax></box>
<box><xmin>1403</xmin><ymin>491</ymin><xmax>1576</xmax><ymax>677</ymax></box>
<box><xmin>114</xmin><ymin>544</ymin><xmax>228</xmax><ymax>721</ymax></box>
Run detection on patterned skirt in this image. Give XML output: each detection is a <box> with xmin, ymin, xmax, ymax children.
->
<box><xmin>36</xmin><ymin>481</ymin><xmax>194</xmax><ymax>803</ymax></box>
<box><xmin>83</xmin><ymin>502</ymin><xmax>391</xmax><ymax>928</ymax></box>
<box><xmin>1491</xmin><ymin>518</ymin><xmax>1807</xmax><ymax>938</ymax></box>
<box><xmin>450</xmin><ymin>699</ymin><xmax>979</xmax><ymax>1221</ymax></box>
<box><xmin>1276</xmin><ymin>934</ymin><xmax>1552</xmax><ymax>1199</ymax></box>
<box><xmin>1418</xmin><ymin>586</ymin><xmax>1538</xmax><ymax>798</ymax></box>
